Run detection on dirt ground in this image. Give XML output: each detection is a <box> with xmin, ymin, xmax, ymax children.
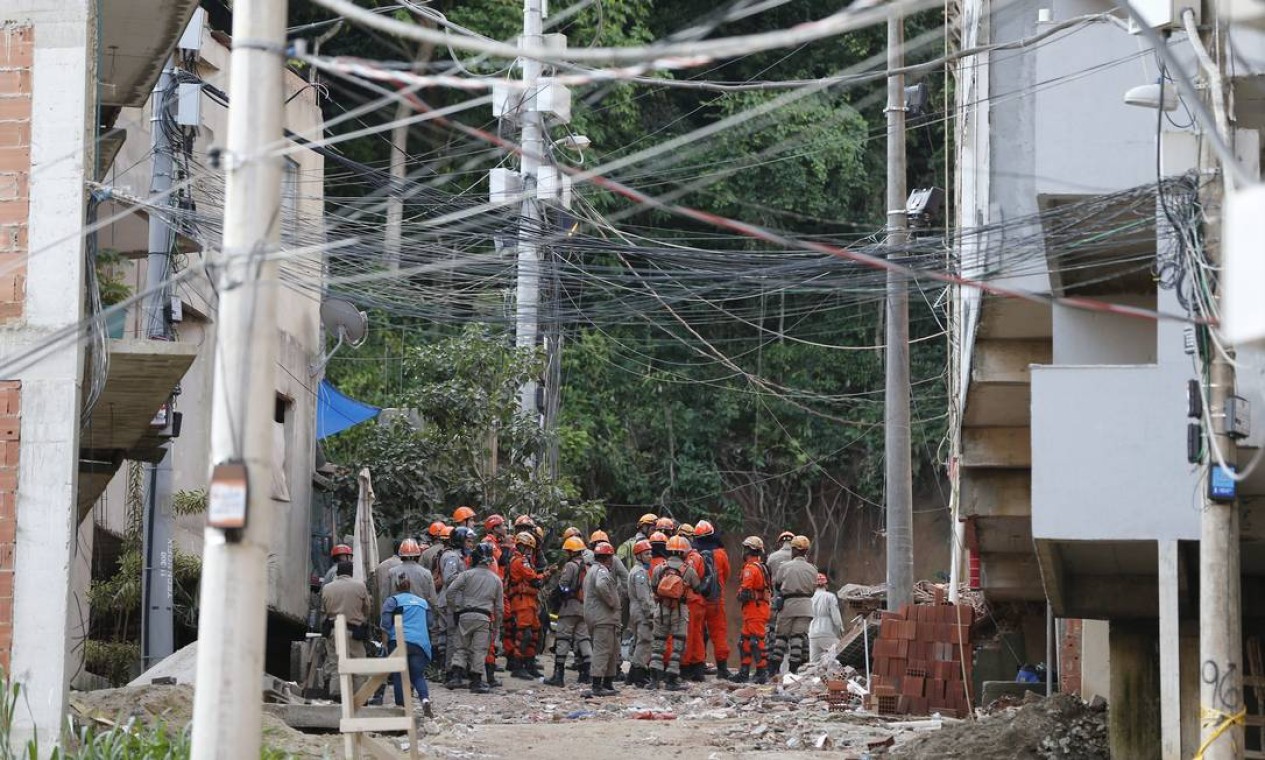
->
<box><xmin>70</xmin><ymin>669</ymin><xmax>1107</xmax><ymax>759</ymax></box>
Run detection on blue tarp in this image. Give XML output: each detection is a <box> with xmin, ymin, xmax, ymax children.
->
<box><xmin>317</xmin><ymin>379</ymin><xmax>380</xmax><ymax>439</ymax></box>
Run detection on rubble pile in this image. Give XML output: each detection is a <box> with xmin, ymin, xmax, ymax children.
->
<box><xmin>886</xmin><ymin>693</ymin><xmax>1109</xmax><ymax>760</ymax></box>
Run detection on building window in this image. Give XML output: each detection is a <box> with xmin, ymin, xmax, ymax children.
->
<box><xmin>272</xmin><ymin>394</ymin><xmax>292</xmax><ymax>501</ymax></box>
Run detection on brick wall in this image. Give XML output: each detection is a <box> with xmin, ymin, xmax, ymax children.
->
<box><xmin>0</xmin><ymin>25</ymin><xmax>31</xmax><ymax>324</ymax></box>
<box><xmin>1060</xmin><ymin>618</ymin><xmax>1083</xmax><ymax>696</ymax></box>
<box><xmin>0</xmin><ymin>380</ymin><xmax>19</xmax><ymax>667</ymax></box>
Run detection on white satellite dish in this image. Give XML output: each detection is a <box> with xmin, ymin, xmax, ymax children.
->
<box><xmin>311</xmin><ymin>298</ymin><xmax>368</xmax><ymax>376</ymax></box>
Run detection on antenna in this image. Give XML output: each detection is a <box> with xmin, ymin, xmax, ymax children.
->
<box><xmin>310</xmin><ymin>298</ymin><xmax>368</xmax><ymax>376</ymax></box>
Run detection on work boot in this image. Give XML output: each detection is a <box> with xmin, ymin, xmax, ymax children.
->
<box><xmin>664</xmin><ymin>672</ymin><xmax>685</xmax><ymax>691</ymax></box>
<box><xmin>444</xmin><ymin>667</ymin><xmax>467</xmax><ymax>690</ymax></box>
<box><xmin>544</xmin><ymin>659</ymin><xmax>566</xmax><ymax>687</ymax></box>
<box><xmin>648</xmin><ymin>668</ymin><xmax>662</xmax><ymax>690</ymax></box>
<box><xmin>577</xmin><ymin>662</ymin><xmax>591</xmax><ymax>685</ymax></box>
<box><xmin>469</xmin><ymin>673</ymin><xmax>490</xmax><ymax>694</ymax></box>
<box><xmin>485</xmin><ymin>663</ymin><xmax>501</xmax><ymax>688</ymax></box>
<box><xmin>688</xmin><ymin>664</ymin><xmax>705</xmax><ymax>682</ymax></box>
<box><xmin>527</xmin><ymin>658</ymin><xmax>544</xmax><ymax>678</ymax></box>
<box><xmin>753</xmin><ymin>667</ymin><xmax>769</xmax><ymax>684</ymax></box>
<box><xmin>788</xmin><ymin>659</ymin><xmax>803</xmax><ymax>675</ymax></box>
<box><xmin>715</xmin><ymin>662</ymin><xmax>732</xmax><ymax>681</ymax></box>
<box><xmin>627</xmin><ymin>665</ymin><xmax>645</xmax><ymax>688</ymax></box>
<box><xmin>729</xmin><ymin>665</ymin><xmax>750</xmax><ymax>683</ymax></box>
<box><xmin>510</xmin><ymin>659</ymin><xmax>534</xmax><ymax>680</ymax></box>
<box><xmin>601</xmin><ymin>677</ymin><xmax>620</xmax><ymax>696</ymax></box>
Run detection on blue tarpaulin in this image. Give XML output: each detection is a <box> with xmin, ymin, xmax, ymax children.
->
<box><xmin>317</xmin><ymin>380</ymin><xmax>379</xmax><ymax>439</ymax></box>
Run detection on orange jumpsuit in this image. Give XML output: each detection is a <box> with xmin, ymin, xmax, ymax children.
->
<box><xmin>497</xmin><ymin>536</ymin><xmax>517</xmax><ymax>658</ymax></box>
<box><xmin>737</xmin><ymin>557</ymin><xmax>771</xmax><ymax>670</ymax></box>
<box><xmin>682</xmin><ymin>549</ymin><xmax>708</xmax><ymax>668</ymax></box>
<box><xmin>508</xmin><ymin>549</ymin><xmax>545</xmax><ymax>659</ymax></box>
<box><xmin>701</xmin><ymin>546</ymin><xmax>731</xmax><ymax>664</ymax></box>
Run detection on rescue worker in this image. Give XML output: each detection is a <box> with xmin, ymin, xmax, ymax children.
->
<box><xmin>677</xmin><ymin>524</ymin><xmax>709</xmax><ymax>681</ymax></box>
<box><xmin>732</xmin><ymin>536</ymin><xmax>771</xmax><ymax>684</ymax></box>
<box><xmin>508</xmin><ymin>531</ymin><xmax>548</xmax><ymax>679</ymax></box>
<box><xmin>809</xmin><ymin>572</ymin><xmax>843</xmax><ymax>663</ymax></box>
<box><xmin>436</xmin><ymin>526</ymin><xmax>474</xmax><ymax>678</ymax></box>
<box><xmin>583</xmin><ymin>541</ymin><xmax>622</xmax><ymax>696</ymax></box>
<box><xmin>693</xmin><ymin>519</ymin><xmax>732</xmax><ymax>680</ymax></box>
<box><xmin>764</xmin><ymin>531</ymin><xmax>795</xmax><ymax>652</ymax></box>
<box><xmin>391</xmin><ymin>538</ymin><xmax>439</xmax><ymax>627</ymax></box>
<box><xmin>769</xmin><ymin>535</ymin><xmax>818</xmax><ymax>676</ymax></box>
<box><xmin>546</xmin><ymin>536</ymin><xmax>591</xmax><ymax>686</ymax></box>
<box><xmin>421</xmin><ymin>522</ymin><xmax>447</xmax><ymax>570</ymax></box>
<box><xmin>479</xmin><ymin>534</ymin><xmax>505</xmax><ymax>687</ymax></box>
<box><xmin>649</xmin><ymin>535</ymin><xmax>699</xmax><ymax>691</ymax></box>
<box><xmin>626</xmin><ymin>539</ymin><xmax>655</xmax><ymax>687</ymax></box>
<box><xmin>422</xmin><ymin>525</ymin><xmax>451</xmax><ymax>671</ymax></box>
<box><xmin>322</xmin><ymin>543</ymin><xmax>354</xmax><ymax>585</ymax></box>
<box><xmin>373</xmin><ymin>540</ymin><xmax>404</xmax><ymax>609</ymax></box>
<box><xmin>453</xmin><ymin>506</ymin><xmax>477</xmax><ymax>531</ymax></box>
<box><xmin>442</xmin><ymin>542</ymin><xmax>504</xmax><ymax>693</ymax></box>
<box><xmin>381</xmin><ymin>574</ymin><xmax>434</xmax><ymax>718</ymax></box>
<box><xmin>320</xmin><ymin>559</ymin><xmax>371</xmax><ymax>698</ymax></box>
<box><xmin>561</xmin><ymin>526</ymin><xmax>582</xmax><ymax>541</ymax></box>
<box><xmin>648</xmin><ymin>531</ymin><xmax>669</xmax><ymax>573</ymax></box>
<box><xmin>654</xmin><ymin>516</ymin><xmax>677</xmax><ymax>536</ymax></box>
<box><xmin>616</xmin><ymin>513</ymin><xmax>658</xmax><ymax>569</ymax></box>
<box><xmin>589</xmin><ymin>529</ymin><xmax>629</xmax><ymax>679</ymax></box>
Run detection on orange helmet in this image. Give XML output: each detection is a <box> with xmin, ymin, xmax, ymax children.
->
<box><xmin>453</xmin><ymin>506</ymin><xmax>476</xmax><ymax>522</ymax></box>
<box><xmin>638</xmin><ymin>512</ymin><xmax>658</xmax><ymax>528</ymax></box>
<box><xmin>633</xmin><ymin>539</ymin><xmax>652</xmax><ymax>555</ymax></box>
<box><xmin>791</xmin><ymin>535</ymin><xmax>811</xmax><ymax>550</ymax></box>
<box><xmin>398</xmin><ymin>538</ymin><xmax>422</xmax><ymax>558</ymax></box>
<box><xmin>331</xmin><ymin>544</ymin><xmax>353</xmax><ymax>558</ymax></box>
<box><xmin>677</xmin><ymin>523</ymin><xmax>694</xmax><ymax>538</ymax></box>
<box><xmin>589</xmin><ymin>529</ymin><xmax>609</xmax><ymax>544</ymax></box>
<box><xmin>439</xmin><ymin>525</ymin><xmax>454</xmax><ymax>539</ymax></box>
<box><xmin>777</xmin><ymin>531</ymin><xmax>795</xmax><ymax>543</ymax></box>
<box><xmin>666</xmin><ymin>535</ymin><xmax>690</xmax><ymax>553</ymax></box>
<box><xmin>562</xmin><ymin>536</ymin><xmax>586</xmax><ymax>553</ymax></box>
<box><xmin>742</xmin><ymin>536</ymin><xmax>765</xmax><ymax>552</ymax></box>
<box><xmin>655</xmin><ymin>517</ymin><xmax>675</xmax><ymax>532</ymax></box>
<box><xmin>534</xmin><ymin>525</ymin><xmax>545</xmax><ymax>540</ymax></box>
<box><xmin>514</xmin><ymin>515</ymin><xmax>535</xmax><ymax>528</ymax></box>
<box><xmin>694</xmin><ymin>520</ymin><xmax>714</xmax><ymax>537</ymax></box>
<box><xmin>593</xmin><ymin>541</ymin><xmax>615</xmax><ymax>556</ymax></box>
<box><xmin>428</xmin><ymin>521</ymin><xmax>446</xmax><ymax>537</ymax></box>
<box><xmin>649</xmin><ymin>531</ymin><xmax>668</xmax><ymax>544</ymax></box>
<box><xmin>484</xmin><ymin>514</ymin><xmax>505</xmax><ymax>532</ymax></box>
<box><xmin>515</xmin><ymin>531</ymin><xmax>537</xmax><ymax>549</ymax></box>
<box><xmin>562</xmin><ymin>527</ymin><xmax>582</xmax><ymax>539</ymax></box>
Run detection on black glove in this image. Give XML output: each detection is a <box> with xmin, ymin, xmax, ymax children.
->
<box><xmin>737</xmin><ymin>589</ymin><xmax>752</xmax><ymax>604</ymax></box>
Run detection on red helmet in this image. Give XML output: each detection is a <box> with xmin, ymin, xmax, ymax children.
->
<box><xmin>331</xmin><ymin>544</ymin><xmax>353</xmax><ymax>558</ymax></box>
<box><xmin>485</xmin><ymin>514</ymin><xmax>505</xmax><ymax>531</ymax></box>
<box><xmin>594</xmin><ymin>541</ymin><xmax>615</xmax><ymax>556</ymax></box>
<box><xmin>694</xmin><ymin>520</ymin><xmax>715</xmax><ymax>537</ymax></box>
<box><xmin>398</xmin><ymin>538</ymin><xmax>422</xmax><ymax>558</ymax></box>
<box><xmin>633</xmin><ymin>539</ymin><xmax>652</xmax><ymax>555</ymax></box>
<box><xmin>428</xmin><ymin>521</ymin><xmax>446</xmax><ymax>537</ymax></box>
<box><xmin>453</xmin><ymin>506</ymin><xmax>476</xmax><ymax>522</ymax></box>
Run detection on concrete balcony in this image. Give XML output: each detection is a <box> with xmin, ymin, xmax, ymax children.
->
<box><xmin>98</xmin><ymin>0</ymin><xmax>200</xmax><ymax>110</ymax></box>
<box><xmin>77</xmin><ymin>338</ymin><xmax>198</xmax><ymax>518</ymax></box>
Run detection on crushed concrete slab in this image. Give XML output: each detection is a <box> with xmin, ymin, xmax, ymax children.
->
<box><xmin>264</xmin><ymin>703</ymin><xmax>408</xmax><ymax>731</ymax></box>
<box><xmin>128</xmin><ymin>642</ymin><xmax>199</xmax><ymax>687</ymax></box>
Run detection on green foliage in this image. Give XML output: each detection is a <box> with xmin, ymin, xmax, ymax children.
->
<box><xmin>81</xmin><ymin>641</ymin><xmax>141</xmax><ymax>689</ymax></box>
<box><xmin>94</xmin><ymin>249</ymin><xmax>131</xmax><ymax>307</ymax></box>
<box><xmin>170</xmin><ymin>490</ymin><xmax>206</xmax><ymax>517</ymax></box>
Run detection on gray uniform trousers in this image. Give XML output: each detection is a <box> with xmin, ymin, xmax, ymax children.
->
<box><xmin>590</xmin><ymin>623</ymin><xmax>620</xmax><ymax>679</ymax></box>
<box><xmin>554</xmin><ymin>614</ymin><xmax>592</xmax><ymax>663</ymax></box>
<box><xmin>451</xmin><ymin>611</ymin><xmax>492</xmax><ymax>673</ymax></box>
<box><xmin>630</xmin><ymin>614</ymin><xmax>654</xmax><ymax>668</ymax></box>
<box><xmin>772</xmin><ymin>615</ymin><xmax>811</xmax><ymax>669</ymax></box>
<box><xmin>323</xmin><ymin>638</ymin><xmax>366</xmax><ymax>697</ymax></box>
<box><xmin>649</xmin><ymin>603</ymin><xmax>688</xmax><ymax>675</ymax></box>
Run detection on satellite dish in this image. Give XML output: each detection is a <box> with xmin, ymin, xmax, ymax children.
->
<box><xmin>311</xmin><ymin>298</ymin><xmax>369</xmax><ymax>376</ymax></box>
<box><xmin>320</xmin><ymin>298</ymin><xmax>368</xmax><ymax>347</ymax></box>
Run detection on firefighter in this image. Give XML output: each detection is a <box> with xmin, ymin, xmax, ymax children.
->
<box><xmin>479</xmin><ymin>533</ymin><xmax>505</xmax><ymax>687</ymax></box>
<box><xmin>320</xmin><ymin>557</ymin><xmax>371</xmax><ymax>698</ymax></box>
<box><xmin>769</xmin><ymin>535</ymin><xmax>818</xmax><ymax>676</ymax></box>
<box><xmin>508</xmin><ymin>531</ymin><xmax>547</xmax><ymax>679</ymax></box>
<box><xmin>442</xmin><ymin>543</ymin><xmax>504</xmax><ymax>694</ymax></box>
<box><xmin>732</xmin><ymin>536</ymin><xmax>771</xmax><ymax>684</ymax></box>
<box><xmin>764</xmin><ymin>531</ymin><xmax>795</xmax><ymax>652</ymax></box>
<box><xmin>322</xmin><ymin>542</ymin><xmax>354</xmax><ymax>585</ymax></box>
<box><xmin>391</xmin><ymin>538</ymin><xmax>439</xmax><ymax>618</ymax></box>
<box><xmin>648</xmin><ymin>535</ymin><xmax>699</xmax><ymax>691</ymax></box>
<box><xmin>648</xmin><ymin>531</ymin><xmax>669</xmax><ymax>572</ymax></box>
<box><xmin>545</xmin><ymin>536</ymin><xmax>591</xmax><ymax>686</ymax></box>
<box><xmin>589</xmin><ymin>529</ymin><xmax>629</xmax><ymax>679</ymax></box>
<box><xmin>654</xmin><ymin>516</ymin><xmax>677</xmax><ymax>536</ymax></box>
<box><xmin>583</xmin><ymin>541</ymin><xmax>621</xmax><ymax>697</ymax></box>
<box><xmin>616</xmin><ymin>513</ymin><xmax>658</xmax><ymax>569</ymax></box>
<box><xmin>693</xmin><ymin>519</ymin><xmax>732</xmax><ymax>680</ymax></box>
<box><xmin>677</xmin><ymin>524</ymin><xmax>708</xmax><ymax>681</ymax></box>
<box><xmin>626</xmin><ymin>539</ymin><xmax>655</xmax><ymax>687</ymax></box>
<box><xmin>436</xmin><ymin>526</ymin><xmax>474</xmax><ymax>678</ymax></box>
<box><xmin>453</xmin><ymin>506</ymin><xmax>477</xmax><ymax>531</ymax></box>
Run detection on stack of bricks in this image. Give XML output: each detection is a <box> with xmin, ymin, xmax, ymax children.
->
<box><xmin>867</xmin><ymin>603</ymin><xmax>975</xmax><ymax>718</ymax></box>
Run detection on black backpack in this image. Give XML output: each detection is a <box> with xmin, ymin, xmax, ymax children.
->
<box><xmin>699</xmin><ymin>550</ymin><xmax>720</xmax><ymax>601</ymax></box>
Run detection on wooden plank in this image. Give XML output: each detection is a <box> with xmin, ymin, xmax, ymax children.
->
<box><xmin>352</xmin><ymin>674</ymin><xmax>387</xmax><ymax>709</ymax></box>
<box><xmin>364</xmin><ymin>737</ymin><xmax>403</xmax><ymax>760</ymax></box>
<box><xmin>340</xmin><ymin>716</ymin><xmax>413</xmax><ymax>733</ymax></box>
<box><xmin>340</xmin><ymin>657</ymin><xmax>407</xmax><ymax>676</ymax></box>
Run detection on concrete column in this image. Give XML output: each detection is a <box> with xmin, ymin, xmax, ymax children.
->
<box><xmin>1158</xmin><ymin>540</ymin><xmax>1181</xmax><ymax>760</ymax></box>
<box><xmin>1109</xmin><ymin>621</ymin><xmax>1162</xmax><ymax>760</ymax></box>
<box><xmin>1</xmin><ymin>2</ymin><xmax>93</xmax><ymax>754</ymax></box>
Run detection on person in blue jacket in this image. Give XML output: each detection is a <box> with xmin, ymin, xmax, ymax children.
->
<box><xmin>381</xmin><ymin>574</ymin><xmax>434</xmax><ymax>718</ymax></box>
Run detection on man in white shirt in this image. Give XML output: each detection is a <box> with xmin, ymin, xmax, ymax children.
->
<box><xmin>808</xmin><ymin>573</ymin><xmax>843</xmax><ymax>663</ymax></box>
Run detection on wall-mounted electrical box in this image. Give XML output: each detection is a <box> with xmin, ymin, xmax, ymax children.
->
<box><xmin>490</xmin><ymin>168</ymin><xmax>523</xmax><ymax>205</ymax></box>
<box><xmin>1225</xmin><ymin>395</ymin><xmax>1251</xmax><ymax>439</ymax></box>
<box><xmin>537</xmin><ymin>165</ymin><xmax>573</xmax><ymax>208</ymax></box>
<box><xmin>176</xmin><ymin>82</ymin><xmax>202</xmax><ymax>127</ymax></box>
<box><xmin>178</xmin><ymin>7</ymin><xmax>206</xmax><ymax>52</ymax></box>
<box><xmin>536</xmin><ymin>78</ymin><xmax>572</xmax><ymax>124</ymax></box>
<box><xmin>1210</xmin><ymin>464</ymin><xmax>1237</xmax><ymax>501</ymax></box>
<box><xmin>1127</xmin><ymin>0</ymin><xmax>1199</xmax><ymax>33</ymax></box>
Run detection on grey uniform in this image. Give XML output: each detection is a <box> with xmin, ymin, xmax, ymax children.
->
<box><xmin>390</xmin><ymin>560</ymin><xmax>439</xmax><ymax>632</ymax></box>
<box><xmin>320</xmin><ymin>576</ymin><xmax>372</xmax><ymax>697</ymax></box>
<box><xmin>436</xmin><ymin>548</ymin><xmax>467</xmax><ymax>666</ymax></box>
<box><xmin>584</xmin><ymin>561</ymin><xmax>622</xmax><ymax>679</ymax></box>
<box><xmin>649</xmin><ymin>558</ymin><xmax>699</xmax><ymax>676</ymax></box>
<box><xmin>373</xmin><ymin>555</ymin><xmax>403</xmax><ymax>610</ymax></box>
<box><xmin>772</xmin><ymin>555</ymin><xmax>818</xmax><ymax>671</ymax></box>
<box><xmin>443</xmin><ymin>564</ymin><xmax>504</xmax><ymax>673</ymax></box>
<box><xmin>627</xmin><ymin>561</ymin><xmax>656</xmax><ymax>668</ymax></box>
<box><xmin>764</xmin><ymin>544</ymin><xmax>793</xmax><ymax>647</ymax></box>
<box><xmin>554</xmin><ymin>557</ymin><xmax>592</xmax><ymax>664</ymax></box>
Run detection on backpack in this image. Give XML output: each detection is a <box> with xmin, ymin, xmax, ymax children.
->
<box><xmin>656</xmin><ymin>566</ymin><xmax>686</xmax><ymax>601</ymax></box>
<box><xmin>698</xmin><ymin>550</ymin><xmax>720</xmax><ymax>601</ymax></box>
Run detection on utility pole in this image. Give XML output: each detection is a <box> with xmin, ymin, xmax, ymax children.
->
<box><xmin>141</xmin><ymin>62</ymin><xmax>175</xmax><ymax>671</ymax></box>
<box><xmin>189</xmin><ymin>0</ymin><xmax>286</xmax><ymax>755</ymax></box>
<box><xmin>515</xmin><ymin>0</ymin><xmax>544</xmax><ymax>426</ymax></box>
<box><xmin>1196</xmin><ymin>4</ymin><xmax>1242</xmax><ymax>755</ymax></box>
<box><xmin>884</xmin><ymin>11</ymin><xmax>913</xmax><ymax>612</ymax></box>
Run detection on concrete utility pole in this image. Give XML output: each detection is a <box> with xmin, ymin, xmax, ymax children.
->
<box><xmin>141</xmin><ymin>62</ymin><xmax>175</xmax><ymax>671</ymax></box>
<box><xmin>1195</xmin><ymin>6</ymin><xmax>1242</xmax><ymax>755</ymax></box>
<box><xmin>884</xmin><ymin>12</ymin><xmax>913</xmax><ymax>612</ymax></box>
<box><xmin>189</xmin><ymin>0</ymin><xmax>287</xmax><ymax>756</ymax></box>
<box><xmin>515</xmin><ymin>0</ymin><xmax>544</xmax><ymax>424</ymax></box>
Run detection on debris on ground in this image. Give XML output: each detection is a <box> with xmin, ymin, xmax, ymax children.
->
<box><xmin>886</xmin><ymin>692</ymin><xmax>1109</xmax><ymax>760</ymax></box>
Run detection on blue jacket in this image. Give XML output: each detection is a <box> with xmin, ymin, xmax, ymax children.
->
<box><xmin>381</xmin><ymin>593</ymin><xmax>431</xmax><ymax>658</ymax></box>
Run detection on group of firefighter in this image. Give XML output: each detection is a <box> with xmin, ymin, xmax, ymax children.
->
<box><xmin>324</xmin><ymin>507</ymin><xmax>821</xmax><ymax>700</ymax></box>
